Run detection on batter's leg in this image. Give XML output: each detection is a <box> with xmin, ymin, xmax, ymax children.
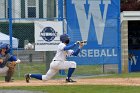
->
<box><xmin>67</xmin><ymin>68</ymin><xmax>75</xmax><ymax>79</ymax></box>
<box><xmin>58</xmin><ymin>61</ymin><xmax>77</xmax><ymax>82</ymax></box>
<box><xmin>42</xmin><ymin>69</ymin><xmax>58</xmax><ymax>80</ymax></box>
<box><xmin>25</xmin><ymin>68</ymin><xmax>58</xmax><ymax>83</ymax></box>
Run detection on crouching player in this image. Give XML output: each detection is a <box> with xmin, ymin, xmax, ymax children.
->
<box><xmin>0</xmin><ymin>43</ymin><xmax>21</xmax><ymax>82</ymax></box>
<box><xmin>25</xmin><ymin>34</ymin><xmax>85</xmax><ymax>83</ymax></box>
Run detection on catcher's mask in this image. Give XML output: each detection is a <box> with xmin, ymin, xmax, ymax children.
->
<box><xmin>60</xmin><ymin>34</ymin><xmax>70</xmax><ymax>44</ymax></box>
<box><xmin>0</xmin><ymin>43</ymin><xmax>10</xmax><ymax>53</ymax></box>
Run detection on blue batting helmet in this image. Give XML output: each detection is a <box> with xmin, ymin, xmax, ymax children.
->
<box><xmin>60</xmin><ymin>34</ymin><xmax>70</xmax><ymax>43</ymax></box>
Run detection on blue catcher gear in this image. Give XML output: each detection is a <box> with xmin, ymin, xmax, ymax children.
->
<box><xmin>60</xmin><ymin>34</ymin><xmax>70</xmax><ymax>44</ymax></box>
<box><xmin>0</xmin><ymin>43</ymin><xmax>11</xmax><ymax>53</ymax></box>
<box><xmin>1</xmin><ymin>43</ymin><xmax>9</xmax><ymax>49</ymax></box>
<box><xmin>0</xmin><ymin>43</ymin><xmax>2</xmax><ymax>50</ymax></box>
<box><xmin>9</xmin><ymin>56</ymin><xmax>17</xmax><ymax>61</ymax></box>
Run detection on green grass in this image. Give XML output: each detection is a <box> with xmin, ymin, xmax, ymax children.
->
<box><xmin>1</xmin><ymin>63</ymin><xmax>140</xmax><ymax>93</ymax></box>
<box><xmin>1</xmin><ymin>62</ymin><xmax>140</xmax><ymax>80</ymax></box>
<box><xmin>12</xmin><ymin>63</ymin><xmax>104</xmax><ymax>80</ymax></box>
<box><xmin>0</xmin><ymin>62</ymin><xmax>140</xmax><ymax>80</ymax></box>
<box><xmin>1</xmin><ymin>85</ymin><xmax>140</xmax><ymax>93</ymax></box>
<box><xmin>0</xmin><ymin>63</ymin><xmax>102</xmax><ymax>80</ymax></box>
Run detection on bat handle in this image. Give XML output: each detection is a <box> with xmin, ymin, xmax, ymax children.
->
<box><xmin>81</xmin><ymin>40</ymin><xmax>87</xmax><ymax>43</ymax></box>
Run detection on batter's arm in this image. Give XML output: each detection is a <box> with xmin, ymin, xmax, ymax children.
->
<box><xmin>64</xmin><ymin>43</ymin><xmax>77</xmax><ymax>51</ymax></box>
<box><xmin>72</xmin><ymin>41</ymin><xmax>85</xmax><ymax>56</ymax></box>
<box><xmin>72</xmin><ymin>48</ymin><xmax>80</xmax><ymax>56</ymax></box>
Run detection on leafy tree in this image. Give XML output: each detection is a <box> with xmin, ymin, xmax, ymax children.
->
<box><xmin>121</xmin><ymin>0</ymin><xmax>140</xmax><ymax>11</ymax></box>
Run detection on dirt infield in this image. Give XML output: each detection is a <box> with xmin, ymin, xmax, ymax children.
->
<box><xmin>1</xmin><ymin>78</ymin><xmax>140</xmax><ymax>87</ymax></box>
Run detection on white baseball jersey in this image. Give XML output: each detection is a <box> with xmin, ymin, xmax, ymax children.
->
<box><xmin>42</xmin><ymin>43</ymin><xmax>76</xmax><ymax>81</ymax></box>
<box><xmin>53</xmin><ymin>43</ymin><xmax>74</xmax><ymax>61</ymax></box>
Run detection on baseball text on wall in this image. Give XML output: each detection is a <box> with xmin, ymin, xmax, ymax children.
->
<box><xmin>66</xmin><ymin>0</ymin><xmax>120</xmax><ymax>65</ymax></box>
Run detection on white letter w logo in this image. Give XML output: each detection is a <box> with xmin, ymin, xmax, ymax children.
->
<box><xmin>72</xmin><ymin>0</ymin><xmax>111</xmax><ymax>45</ymax></box>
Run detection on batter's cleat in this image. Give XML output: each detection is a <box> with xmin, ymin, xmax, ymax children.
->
<box><xmin>25</xmin><ymin>74</ymin><xmax>30</xmax><ymax>83</ymax></box>
<box><xmin>66</xmin><ymin>78</ymin><xmax>76</xmax><ymax>83</ymax></box>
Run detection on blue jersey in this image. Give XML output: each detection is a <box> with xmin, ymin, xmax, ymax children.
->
<box><xmin>0</xmin><ymin>43</ymin><xmax>17</xmax><ymax>68</ymax></box>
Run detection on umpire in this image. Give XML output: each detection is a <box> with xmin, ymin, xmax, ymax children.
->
<box><xmin>0</xmin><ymin>43</ymin><xmax>17</xmax><ymax>82</ymax></box>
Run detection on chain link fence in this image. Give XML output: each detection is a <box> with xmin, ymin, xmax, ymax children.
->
<box><xmin>0</xmin><ymin>0</ymin><xmax>118</xmax><ymax>80</ymax></box>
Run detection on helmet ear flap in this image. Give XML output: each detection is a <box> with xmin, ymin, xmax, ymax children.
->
<box><xmin>65</xmin><ymin>39</ymin><xmax>70</xmax><ymax>44</ymax></box>
<box><xmin>60</xmin><ymin>34</ymin><xmax>70</xmax><ymax>43</ymax></box>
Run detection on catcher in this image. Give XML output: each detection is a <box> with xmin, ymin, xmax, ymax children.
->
<box><xmin>0</xmin><ymin>43</ymin><xmax>21</xmax><ymax>82</ymax></box>
<box><xmin>25</xmin><ymin>34</ymin><xmax>85</xmax><ymax>83</ymax></box>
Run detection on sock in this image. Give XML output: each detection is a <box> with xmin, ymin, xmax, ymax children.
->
<box><xmin>67</xmin><ymin>68</ymin><xmax>75</xmax><ymax>79</ymax></box>
<box><xmin>30</xmin><ymin>74</ymin><xmax>42</xmax><ymax>80</ymax></box>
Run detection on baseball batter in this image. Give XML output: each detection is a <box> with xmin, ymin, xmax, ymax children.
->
<box><xmin>25</xmin><ymin>34</ymin><xmax>85</xmax><ymax>83</ymax></box>
<box><xmin>0</xmin><ymin>43</ymin><xmax>20</xmax><ymax>82</ymax></box>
